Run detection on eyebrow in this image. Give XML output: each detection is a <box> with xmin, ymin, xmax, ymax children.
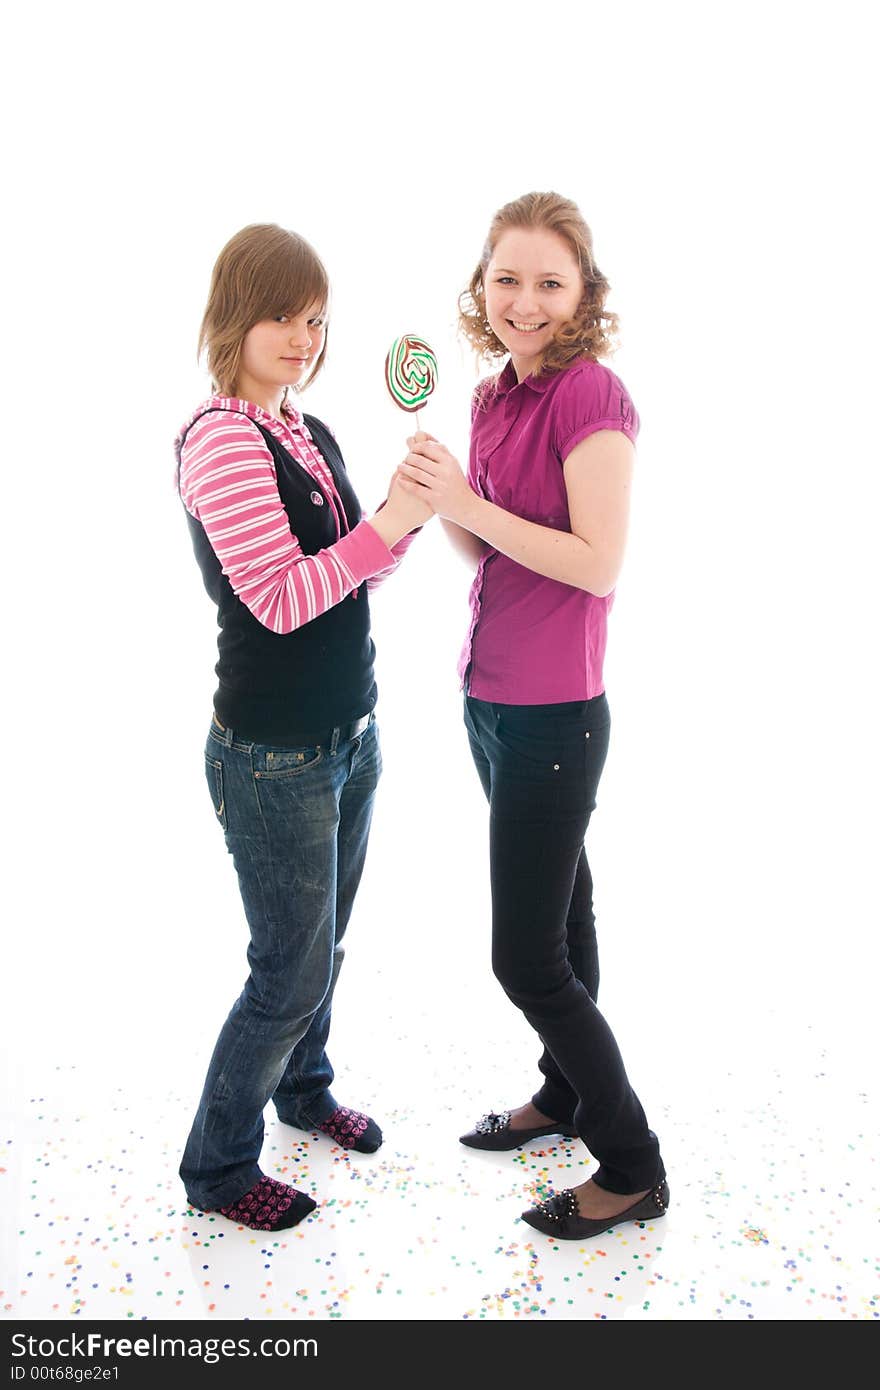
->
<box><xmin>494</xmin><ymin>267</ymin><xmax>570</xmax><ymax>277</ymax></box>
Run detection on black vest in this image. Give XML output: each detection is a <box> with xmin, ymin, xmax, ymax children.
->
<box><xmin>180</xmin><ymin>409</ymin><xmax>377</xmax><ymax>744</ymax></box>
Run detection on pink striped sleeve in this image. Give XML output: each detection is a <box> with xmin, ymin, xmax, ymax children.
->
<box><xmin>366</xmin><ymin>506</ymin><xmax>422</xmax><ymax>591</ymax></box>
<box><xmin>179</xmin><ymin>412</ymin><xmax>395</xmax><ymax>634</ymax></box>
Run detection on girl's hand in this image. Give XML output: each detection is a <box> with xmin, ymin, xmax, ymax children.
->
<box><xmin>385</xmin><ymin>433</ymin><xmax>436</xmax><ymax>501</ymax></box>
<box><xmin>385</xmin><ymin>469</ymin><xmax>434</xmax><ymax>528</ymax></box>
<box><xmin>396</xmin><ymin>440</ymin><xmax>475</xmax><ymax>524</ymax></box>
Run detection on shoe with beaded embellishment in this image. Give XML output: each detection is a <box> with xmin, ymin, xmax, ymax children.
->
<box><xmin>460</xmin><ymin>1110</ymin><xmax>579</xmax><ymax>1151</ymax></box>
<box><xmin>520</xmin><ymin>1180</ymin><xmax>670</xmax><ymax>1239</ymax></box>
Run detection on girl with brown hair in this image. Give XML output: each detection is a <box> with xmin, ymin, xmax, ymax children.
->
<box><xmin>175</xmin><ymin>224</ymin><xmax>430</xmax><ymax>1231</ymax></box>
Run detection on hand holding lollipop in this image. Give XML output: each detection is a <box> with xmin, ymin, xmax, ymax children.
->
<box><xmin>386</xmin><ymin>336</ymin><xmax>472</xmax><ymax>524</ymax></box>
<box><xmin>384</xmin><ymin>333</ymin><xmax>438</xmax><ymax>430</ymax></box>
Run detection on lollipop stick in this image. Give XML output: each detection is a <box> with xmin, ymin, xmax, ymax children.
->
<box><xmin>414</xmin><ymin>408</ymin><xmax>421</xmax><ymax>432</ymax></box>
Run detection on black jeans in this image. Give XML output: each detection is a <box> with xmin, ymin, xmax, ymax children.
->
<box><xmin>464</xmin><ymin>695</ymin><xmax>664</xmax><ymax>1194</ymax></box>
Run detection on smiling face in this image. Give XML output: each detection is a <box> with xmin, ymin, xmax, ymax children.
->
<box><xmin>235</xmin><ymin>303</ymin><xmax>327</xmax><ymax>412</ymax></box>
<box><xmin>484</xmin><ymin>227</ymin><xmax>584</xmax><ymax>380</ymax></box>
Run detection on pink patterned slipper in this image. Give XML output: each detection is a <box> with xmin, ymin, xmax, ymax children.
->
<box><xmin>317</xmin><ymin>1106</ymin><xmax>382</xmax><ymax>1153</ymax></box>
<box><xmin>217</xmin><ymin>1176</ymin><xmax>316</xmax><ymax>1231</ymax></box>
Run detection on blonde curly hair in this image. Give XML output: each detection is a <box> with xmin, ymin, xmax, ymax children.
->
<box><xmin>458</xmin><ymin>192</ymin><xmax>619</xmax><ymax>374</ymax></box>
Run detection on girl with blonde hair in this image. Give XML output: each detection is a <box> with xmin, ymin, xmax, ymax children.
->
<box><xmin>398</xmin><ymin>192</ymin><xmax>668</xmax><ymax>1240</ymax></box>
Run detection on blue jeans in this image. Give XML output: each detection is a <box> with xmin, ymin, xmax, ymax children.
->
<box><xmin>180</xmin><ymin>715</ymin><xmax>381</xmax><ymax>1210</ymax></box>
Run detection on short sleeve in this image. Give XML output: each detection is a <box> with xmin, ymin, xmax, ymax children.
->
<box><xmin>551</xmin><ymin>363</ymin><xmax>640</xmax><ymax>462</ymax></box>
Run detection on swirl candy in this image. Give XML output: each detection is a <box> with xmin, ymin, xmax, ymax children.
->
<box><xmin>384</xmin><ymin>334</ymin><xmax>438</xmax><ymax>415</ymax></box>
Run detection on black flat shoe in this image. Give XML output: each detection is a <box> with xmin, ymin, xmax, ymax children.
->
<box><xmin>459</xmin><ymin>1110</ymin><xmax>579</xmax><ymax>1152</ymax></box>
<box><xmin>520</xmin><ymin>1180</ymin><xmax>670</xmax><ymax>1239</ymax></box>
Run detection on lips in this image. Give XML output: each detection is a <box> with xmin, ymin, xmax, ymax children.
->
<box><xmin>508</xmin><ymin>320</ymin><xmax>547</xmax><ymax>333</ymax></box>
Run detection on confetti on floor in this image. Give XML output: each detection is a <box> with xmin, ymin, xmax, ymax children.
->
<box><xmin>2</xmin><ymin>1025</ymin><xmax>877</xmax><ymax>1323</ymax></box>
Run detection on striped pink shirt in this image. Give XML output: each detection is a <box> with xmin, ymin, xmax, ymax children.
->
<box><xmin>176</xmin><ymin>395</ymin><xmax>413</xmax><ymax>634</ymax></box>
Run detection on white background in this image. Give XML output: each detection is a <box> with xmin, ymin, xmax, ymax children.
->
<box><xmin>1</xmin><ymin>0</ymin><xmax>878</xmax><ymax>1111</ymax></box>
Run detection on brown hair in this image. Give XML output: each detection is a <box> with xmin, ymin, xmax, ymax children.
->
<box><xmin>198</xmin><ymin>224</ymin><xmax>330</xmax><ymax>395</ymax></box>
<box><xmin>458</xmin><ymin>192</ymin><xmax>619</xmax><ymax>374</ymax></box>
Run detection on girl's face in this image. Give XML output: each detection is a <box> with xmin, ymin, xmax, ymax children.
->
<box><xmin>235</xmin><ymin>302</ymin><xmax>327</xmax><ymax>407</ymax></box>
<box><xmin>484</xmin><ymin>228</ymin><xmax>583</xmax><ymax>379</ymax></box>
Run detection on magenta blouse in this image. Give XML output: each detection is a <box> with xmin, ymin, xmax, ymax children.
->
<box><xmin>458</xmin><ymin>358</ymin><xmax>640</xmax><ymax>704</ymax></box>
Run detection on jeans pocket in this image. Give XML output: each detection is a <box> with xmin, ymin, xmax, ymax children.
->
<box><xmin>496</xmin><ymin>706</ymin><xmax>608</xmax><ymax>781</ymax></box>
<box><xmin>205</xmin><ymin>755</ymin><xmax>227</xmax><ymax>829</ymax></box>
<box><xmin>258</xmin><ymin>746</ymin><xmax>324</xmax><ymax>778</ymax></box>
<box><xmin>496</xmin><ymin>710</ymin><xmax>566</xmax><ymax>770</ymax></box>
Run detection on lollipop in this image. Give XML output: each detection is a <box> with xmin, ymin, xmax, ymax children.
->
<box><xmin>384</xmin><ymin>333</ymin><xmax>438</xmax><ymax>427</ymax></box>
